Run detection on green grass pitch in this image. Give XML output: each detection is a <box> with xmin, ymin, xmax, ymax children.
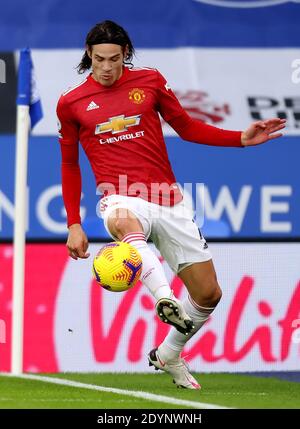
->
<box><xmin>0</xmin><ymin>372</ymin><xmax>300</xmax><ymax>409</ymax></box>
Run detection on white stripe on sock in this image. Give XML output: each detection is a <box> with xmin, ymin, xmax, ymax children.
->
<box><xmin>188</xmin><ymin>295</ymin><xmax>215</xmax><ymax>313</ymax></box>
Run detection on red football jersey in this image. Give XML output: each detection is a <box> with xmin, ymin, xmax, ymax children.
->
<box><xmin>57</xmin><ymin>66</ymin><xmax>242</xmax><ymax>226</ymax></box>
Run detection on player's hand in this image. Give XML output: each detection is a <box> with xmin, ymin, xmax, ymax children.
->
<box><xmin>241</xmin><ymin>118</ymin><xmax>286</xmax><ymax>147</ymax></box>
<box><xmin>66</xmin><ymin>224</ymin><xmax>90</xmax><ymax>260</ymax></box>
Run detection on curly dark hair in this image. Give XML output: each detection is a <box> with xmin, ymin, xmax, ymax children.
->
<box><xmin>77</xmin><ymin>20</ymin><xmax>135</xmax><ymax>74</ymax></box>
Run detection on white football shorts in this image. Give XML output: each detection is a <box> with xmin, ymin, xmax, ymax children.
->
<box><xmin>99</xmin><ymin>194</ymin><xmax>212</xmax><ymax>274</ymax></box>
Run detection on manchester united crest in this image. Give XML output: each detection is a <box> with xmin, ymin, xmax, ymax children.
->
<box><xmin>129</xmin><ymin>88</ymin><xmax>146</xmax><ymax>104</ymax></box>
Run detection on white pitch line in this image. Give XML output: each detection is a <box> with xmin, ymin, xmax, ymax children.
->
<box><xmin>0</xmin><ymin>373</ymin><xmax>231</xmax><ymax>409</ymax></box>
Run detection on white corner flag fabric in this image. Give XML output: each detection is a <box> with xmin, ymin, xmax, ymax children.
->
<box><xmin>12</xmin><ymin>48</ymin><xmax>43</xmax><ymax>375</ymax></box>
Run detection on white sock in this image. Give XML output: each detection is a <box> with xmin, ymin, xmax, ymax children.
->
<box><xmin>158</xmin><ymin>295</ymin><xmax>215</xmax><ymax>362</ymax></box>
<box><xmin>122</xmin><ymin>232</ymin><xmax>172</xmax><ymax>301</ymax></box>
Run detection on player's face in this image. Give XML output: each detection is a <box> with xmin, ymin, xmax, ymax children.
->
<box><xmin>89</xmin><ymin>44</ymin><xmax>125</xmax><ymax>87</ymax></box>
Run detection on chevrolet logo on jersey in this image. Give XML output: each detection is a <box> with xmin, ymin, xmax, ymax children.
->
<box><xmin>95</xmin><ymin>114</ymin><xmax>141</xmax><ymax>135</ymax></box>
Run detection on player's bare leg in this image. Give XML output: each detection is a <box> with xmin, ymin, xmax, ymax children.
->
<box><xmin>107</xmin><ymin>207</ymin><xmax>144</xmax><ymax>238</ymax></box>
<box><xmin>178</xmin><ymin>260</ymin><xmax>222</xmax><ymax>308</ymax></box>
<box><xmin>148</xmin><ymin>260</ymin><xmax>221</xmax><ymax>389</ymax></box>
<box><xmin>107</xmin><ymin>208</ymin><xmax>193</xmax><ymax>334</ymax></box>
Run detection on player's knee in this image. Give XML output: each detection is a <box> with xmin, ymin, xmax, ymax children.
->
<box><xmin>211</xmin><ymin>283</ymin><xmax>222</xmax><ymax>306</ymax></box>
<box><xmin>109</xmin><ymin>217</ymin><xmax>131</xmax><ymax>239</ymax></box>
<box><xmin>108</xmin><ymin>210</ymin><xmax>143</xmax><ymax>240</ymax></box>
<box><xmin>194</xmin><ymin>279</ymin><xmax>222</xmax><ymax>308</ymax></box>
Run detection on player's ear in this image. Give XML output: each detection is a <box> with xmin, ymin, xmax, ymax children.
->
<box><xmin>86</xmin><ymin>46</ymin><xmax>92</xmax><ymax>59</ymax></box>
<box><xmin>123</xmin><ymin>45</ymin><xmax>129</xmax><ymax>61</ymax></box>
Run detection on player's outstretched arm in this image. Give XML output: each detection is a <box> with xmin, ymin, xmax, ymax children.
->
<box><xmin>241</xmin><ymin>119</ymin><xmax>286</xmax><ymax>147</ymax></box>
<box><xmin>67</xmin><ymin>224</ymin><xmax>90</xmax><ymax>260</ymax></box>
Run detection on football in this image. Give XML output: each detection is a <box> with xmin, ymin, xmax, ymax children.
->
<box><xmin>93</xmin><ymin>241</ymin><xmax>143</xmax><ymax>292</ymax></box>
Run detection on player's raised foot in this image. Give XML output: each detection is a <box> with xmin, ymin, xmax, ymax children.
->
<box><xmin>148</xmin><ymin>348</ymin><xmax>201</xmax><ymax>390</ymax></box>
<box><xmin>155</xmin><ymin>294</ymin><xmax>194</xmax><ymax>335</ymax></box>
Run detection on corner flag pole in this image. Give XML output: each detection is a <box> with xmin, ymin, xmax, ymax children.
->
<box><xmin>12</xmin><ymin>104</ymin><xmax>30</xmax><ymax>375</ymax></box>
<box><xmin>12</xmin><ymin>49</ymin><xmax>43</xmax><ymax>375</ymax></box>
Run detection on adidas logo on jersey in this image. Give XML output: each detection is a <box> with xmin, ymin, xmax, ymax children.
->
<box><xmin>87</xmin><ymin>101</ymin><xmax>100</xmax><ymax>111</ymax></box>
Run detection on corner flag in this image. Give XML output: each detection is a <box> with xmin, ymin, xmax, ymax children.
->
<box><xmin>12</xmin><ymin>48</ymin><xmax>43</xmax><ymax>375</ymax></box>
<box><xmin>17</xmin><ymin>48</ymin><xmax>43</xmax><ymax>129</ymax></box>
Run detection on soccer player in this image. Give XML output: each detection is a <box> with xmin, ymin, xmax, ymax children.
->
<box><xmin>57</xmin><ymin>20</ymin><xmax>286</xmax><ymax>389</ymax></box>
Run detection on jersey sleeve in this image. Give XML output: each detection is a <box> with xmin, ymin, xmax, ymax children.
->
<box><xmin>156</xmin><ymin>70</ymin><xmax>242</xmax><ymax>147</ymax></box>
<box><xmin>57</xmin><ymin>95</ymin><xmax>82</xmax><ymax>227</ymax></box>
<box><xmin>156</xmin><ymin>70</ymin><xmax>186</xmax><ymax>123</ymax></box>
<box><xmin>169</xmin><ymin>113</ymin><xmax>242</xmax><ymax>147</ymax></box>
<box><xmin>56</xmin><ymin>95</ymin><xmax>79</xmax><ymax>145</ymax></box>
